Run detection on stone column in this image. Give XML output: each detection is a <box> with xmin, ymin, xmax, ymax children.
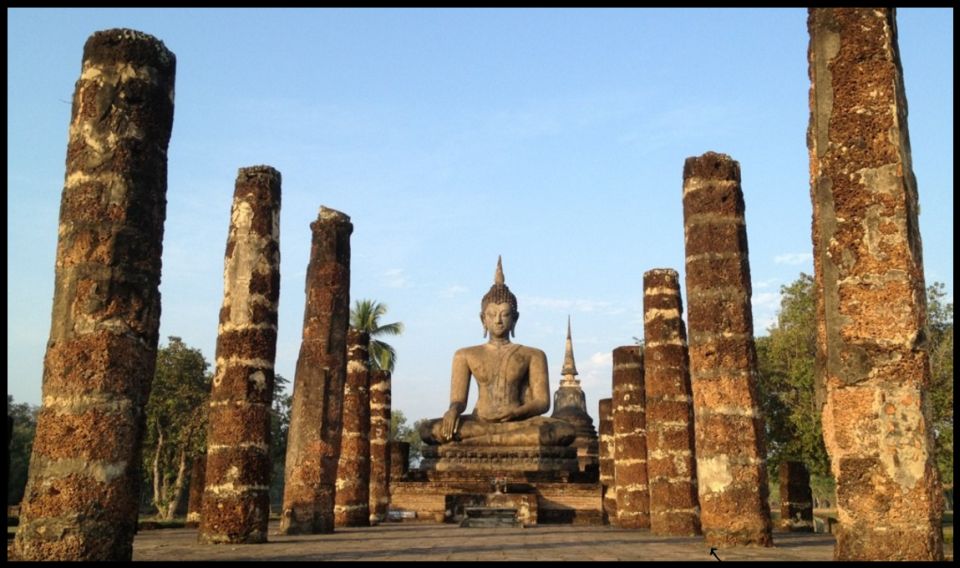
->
<box><xmin>612</xmin><ymin>346</ymin><xmax>649</xmax><ymax>529</ymax></box>
<box><xmin>368</xmin><ymin>369</ymin><xmax>392</xmax><ymax>525</ymax></box>
<box><xmin>334</xmin><ymin>330</ymin><xmax>371</xmax><ymax>527</ymax></box>
<box><xmin>12</xmin><ymin>29</ymin><xmax>175</xmax><ymax>562</ymax></box>
<box><xmin>807</xmin><ymin>8</ymin><xmax>944</xmax><ymax>560</ymax></box>
<box><xmin>279</xmin><ymin>207</ymin><xmax>353</xmax><ymax>535</ymax></box>
<box><xmin>643</xmin><ymin>268</ymin><xmax>701</xmax><ymax>536</ymax></box>
<box><xmin>778</xmin><ymin>462</ymin><xmax>813</xmax><ymax>532</ymax></box>
<box><xmin>389</xmin><ymin>441</ymin><xmax>410</xmax><ymax>481</ymax></box>
<box><xmin>199</xmin><ymin>166</ymin><xmax>281</xmax><ymax>544</ymax></box>
<box><xmin>682</xmin><ymin>151</ymin><xmax>772</xmax><ymax>547</ymax></box>
<box><xmin>186</xmin><ymin>455</ymin><xmax>207</xmax><ymax>528</ymax></box>
<box><xmin>598</xmin><ymin>398</ymin><xmax>617</xmax><ymax>525</ymax></box>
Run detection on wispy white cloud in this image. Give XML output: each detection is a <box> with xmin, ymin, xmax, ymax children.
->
<box><xmin>752</xmin><ymin>291</ymin><xmax>781</xmax><ymax>334</ymax></box>
<box><xmin>774</xmin><ymin>252</ymin><xmax>812</xmax><ymax>265</ymax></box>
<box><xmin>440</xmin><ymin>284</ymin><xmax>468</xmax><ymax>298</ymax></box>
<box><xmin>576</xmin><ymin>351</ymin><xmax>614</xmax><ymax>392</ymax></box>
<box><xmin>383</xmin><ymin>268</ymin><xmax>410</xmax><ymax>289</ymax></box>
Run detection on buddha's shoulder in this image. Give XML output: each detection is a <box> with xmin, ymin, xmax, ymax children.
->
<box><xmin>453</xmin><ymin>343</ymin><xmax>546</xmax><ymax>359</ymax></box>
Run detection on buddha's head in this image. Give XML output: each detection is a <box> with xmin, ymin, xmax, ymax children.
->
<box><xmin>480</xmin><ymin>256</ymin><xmax>519</xmax><ymax>339</ymax></box>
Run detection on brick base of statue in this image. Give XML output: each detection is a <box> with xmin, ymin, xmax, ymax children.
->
<box><xmin>420</xmin><ymin>445</ymin><xmax>579</xmax><ymax>473</ymax></box>
<box><xmin>390</xmin><ymin>476</ymin><xmax>602</xmax><ymax>526</ymax></box>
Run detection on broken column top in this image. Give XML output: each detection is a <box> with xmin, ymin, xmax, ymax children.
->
<box><xmin>238</xmin><ymin>165</ymin><xmax>281</xmax><ymax>180</ymax></box>
<box><xmin>683</xmin><ymin>151</ymin><xmax>740</xmax><ymax>181</ymax></box>
<box><xmin>319</xmin><ymin>206</ymin><xmax>351</xmax><ymax>222</ymax></box>
<box><xmin>643</xmin><ymin>268</ymin><xmax>680</xmax><ymax>286</ymax></box>
<box><xmin>83</xmin><ymin>28</ymin><xmax>175</xmax><ymax>69</ymax></box>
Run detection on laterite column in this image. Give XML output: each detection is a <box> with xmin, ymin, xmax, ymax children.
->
<box><xmin>334</xmin><ymin>330</ymin><xmax>371</xmax><ymax>527</ymax></box>
<box><xmin>199</xmin><ymin>166</ymin><xmax>281</xmax><ymax>544</ymax></box>
<box><xmin>682</xmin><ymin>151</ymin><xmax>772</xmax><ymax>546</ymax></box>
<box><xmin>598</xmin><ymin>398</ymin><xmax>617</xmax><ymax>525</ymax></box>
<box><xmin>612</xmin><ymin>346</ymin><xmax>649</xmax><ymax>529</ymax></box>
<box><xmin>13</xmin><ymin>28</ymin><xmax>175</xmax><ymax>561</ymax></box>
<box><xmin>280</xmin><ymin>207</ymin><xmax>353</xmax><ymax>534</ymax></box>
<box><xmin>368</xmin><ymin>369</ymin><xmax>392</xmax><ymax>524</ymax></box>
<box><xmin>808</xmin><ymin>8</ymin><xmax>943</xmax><ymax>559</ymax></box>
<box><xmin>643</xmin><ymin>268</ymin><xmax>701</xmax><ymax>536</ymax></box>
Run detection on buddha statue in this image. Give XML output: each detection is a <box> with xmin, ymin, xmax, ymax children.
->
<box><xmin>419</xmin><ymin>257</ymin><xmax>576</xmax><ymax>448</ymax></box>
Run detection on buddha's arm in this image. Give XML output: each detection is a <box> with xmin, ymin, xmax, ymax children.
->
<box><xmin>441</xmin><ymin>350</ymin><xmax>471</xmax><ymax>439</ymax></box>
<box><xmin>519</xmin><ymin>350</ymin><xmax>551</xmax><ymax>419</ymax></box>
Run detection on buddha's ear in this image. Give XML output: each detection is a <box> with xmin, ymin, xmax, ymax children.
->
<box><xmin>511</xmin><ymin>311</ymin><xmax>519</xmax><ymax>337</ymax></box>
<box><xmin>480</xmin><ymin>312</ymin><xmax>487</xmax><ymax>338</ymax></box>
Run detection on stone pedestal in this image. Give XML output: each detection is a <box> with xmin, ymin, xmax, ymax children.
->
<box><xmin>420</xmin><ymin>445</ymin><xmax>578</xmax><ymax>474</ymax></box>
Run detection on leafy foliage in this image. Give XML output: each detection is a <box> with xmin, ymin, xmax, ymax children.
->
<box><xmin>756</xmin><ymin>273</ymin><xmax>830</xmax><ymax>477</ymax></box>
<box><xmin>142</xmin><ymin>337</ymin><xmax>211</xmax><ymax>519</ymax></box>
<box><xmin>926</xmin><ymin>282</ymin><xmax>954</xmax><ymax>486</ymax></box>
<box><xmin>7</xmin><ymin>395</ymin><xmax>39</xmax><ymax>505</ymax></box>
<box><xmin>389</xmin><ymin>409</ymin><xmax>425</xmax><ymax>467</ymax></box>
<box><xmin>269</xmin><ymin>373</ymin><xmax>292</xmax><ymax>508</ymax></box>
<box><xmin>350</xmin><ymin>299</ymin><xmax>404</xmax><ymax>372</ymax></box>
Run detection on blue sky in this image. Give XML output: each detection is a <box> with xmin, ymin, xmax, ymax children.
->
<box><xmin>7</xmin><ymin>8</ymin><xmax>953</xmax><ymax>426</ymax></box>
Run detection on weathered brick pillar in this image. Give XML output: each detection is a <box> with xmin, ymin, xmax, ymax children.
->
<box><xmin>643</xmin><ymin>268</ymin><xmax>701</xmax><ymax>536</ymax></box>
<box><xmin>807</xmin><ymin>8</ymin><xmax>944</xmax><ymax>560</ymax></box>
<box><xmin>612</xmin><ymin>346</ymin><xmax>649</xmax><ymax>529</ymax></box>
<box><xmin>598</xmin><ymin>398</ymin><xmax>617</xmax><ymax>525</ymax></box>
<box><xmin>199</xmin><ymin>166</ymin><xmax>281</xmax><ymax>544</ymax></box>
<box><xmin>778</xmin><ymin>461</ymin><xmax>813</xmax><ymax>532</ymax></box>
<box><xmin>12</xmin><ymin>29</ymin><xmax>175</xmax><ymax>562</ymax></box>
<box><xmin>368</xmin><ymin>369</ymin><xmax>392</xmax><ymax>525</ymax></box>
<box><xmin>334</xmin><ymin>330</ymin><xmax>371</xmax><ymax>527</ymax></box>
<box><xmin>279</xmin><ymin>206</ymin><xmax>353</xmax><ymax>535</ymax></box>
<box><xmin>186</xmin><ymin>455</ymin><xmax>206</xmax><ymax>528</ymax></box>
<box><xmin>682</xmin><ymin>151</ymin><xmax>773</xmax><ymax>547</ymax></box>
<box><xmin>389</xmin><ymin>441</ymin><xmax>410</xmax><ymax>481</ymax></box>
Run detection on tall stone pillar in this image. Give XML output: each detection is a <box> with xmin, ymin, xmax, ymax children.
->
<box><xmin>682</xmin><ymin>151</ymin><xmax>772</xmax><ymax>547</ymax></box>
<box><xmin>598</xmin><ymin>398</ymin><xmax>617</xmax><ymax>525</ymax></box>
<box><xmin>368</xmin><ymin>369</ymin><xmax>392</xmax><ymax>525</ymax></box>
<box><xmin>611</xmin><ymin>346</ymin><xmax>649</xmax><ymax>529</ymax></box>
<box><xmin>778</xmin><ymin>461</ymin><xmax>813</xmax><ymax>532</ymax></box>
<box><xmin>12</xmin><ymin>29</ymin><xmax>175</xmax><ymax>562</ymax></box>
<box><xmin>389</xmin><ymin>440</ymin><xmax>410</xmax><ymax>482</ymax></box>
<box><xmin>280</xmin><ymin>207</ymin><xmax>353</xmax><ymax>535</ymax></box>
<box><xmin>643</xmin><ymin>268</ymin><xmax>701</xmax><ymax>536</ymax></box>
<box><xmin>186</xmin><ymin>455</ymin><xmax>206</xmax><ymax>528</ymax></box>
<box><xmin>199</xmin><ymin>166</ymin><xmax>281</xmax><ymax>544</ymax></box>
<box><xmin>334</xmin><ymin>330</ymin><xmax>371</xmax><ymax>527</ymax></box>
<box><xmin>807</xmin><ymin>8</ymin><xmax>944</xmax><ymax>560</ymax></box>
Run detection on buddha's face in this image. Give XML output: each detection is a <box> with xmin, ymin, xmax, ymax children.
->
<box><xmin>481</xmin><ymin>302</ymin><xmax>517</xmax><ymax>339</ymax></box>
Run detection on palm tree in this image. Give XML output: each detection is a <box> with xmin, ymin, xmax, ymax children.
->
<box><xmin>350</xmin><ymin>299</ymin><xmax>404</xmax><ymax>372</ymax></box>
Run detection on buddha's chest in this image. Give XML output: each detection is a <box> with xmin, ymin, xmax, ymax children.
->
<box><xmin>471</xmin><ymin>347</ymin><xmax>528</xmax><ymax>391</ymax></box>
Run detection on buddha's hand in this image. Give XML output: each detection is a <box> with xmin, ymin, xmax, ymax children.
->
<box><xmin>483</xmin><ymin>406</ymin><xmax>518</xmax><ymax>423</ymax></box>
<box><xmin>441</xmin><ymin>407</ymin><xmax>461</xmax><ymax>441</ymax></box>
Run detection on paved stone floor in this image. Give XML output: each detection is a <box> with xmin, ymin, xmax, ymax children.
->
<box><xmin>132</xmin><ymin>521</ymin><xmax>839</xmax><ymax>561</ymax></box>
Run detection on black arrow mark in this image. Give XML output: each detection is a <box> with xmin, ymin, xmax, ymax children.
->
<box><xmin>710</xmin><ymin>547</ymin><xmax>722</xmax><ymax>561</ymax></box>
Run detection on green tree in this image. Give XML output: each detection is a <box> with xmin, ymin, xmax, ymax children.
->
<box><xmin>389</xmin><ymin>409</ymin><xmax>424</xmax><ymax>467</ymax></box>
<box><xmin>350</xmin><ymin>299</ymin><xmax>404</xmax><ymax>372</ymax></box>
<box><xmin>756</xmin><ymin>273</ymin><xmax>830</xmax><ymax>477</ymax></box>
<box><xmin>926</xmin><ymin>282</ymin><xmax>953</xmax><ymax>487</ymax></box>
<box><xmin>7</xmin><ymin>395</ymin><xmax>39</xmax><ymax>506</ymax></box>
<box><xmin>269</xmin><ymin>373</ymin><xmax>292</xmax><ymax>508</ymax></box>
<box><xmin>142</xmin><ymin>337</ymin><xmax>212</xmax><ymax>520</ymax></box>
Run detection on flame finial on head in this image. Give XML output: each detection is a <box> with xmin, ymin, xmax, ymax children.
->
<box><xmin>481</xmin><ymin>255</ymin><xmax>518</xmax><ymax>316</ymax></box>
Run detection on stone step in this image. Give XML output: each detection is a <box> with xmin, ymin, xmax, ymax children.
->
<box><xmin>460</xmin><ymin>507</ymin><xmax>521</xmax><ymax>528</ymax></box>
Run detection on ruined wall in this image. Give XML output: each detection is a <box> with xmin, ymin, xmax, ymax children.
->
<box><xmin>643</xmin><ymin>269</ymin><xmax>701</xmax><ymax>536</ymax></box>
<box><xmin>185</xmin><ymin>455</ymin><xmax>206</xmax><ymax>528</ymax></box>
<box><xmin>611</xmin><ymin>346</ymin><xmax>649</xmax><ymax>529</ymax></box>
<box><xmin>368</xmin><ymin>370</ymin><xmax>392</xmax><ymax>525</ymax></box>
<box><xmin>598</xmin><ymin>398</ymin><xmax>617</xmax><ymax>525</ymax></box>
<box><xmin>199</xmin><ymin>166</ymin><xmax>281</xmax><ymax>544</ymax></box>
<box><xmin>807</xmin><ymin>8</ymin><xmax>943</xmax><ymax>560</ymax></box>
<box><xmin>778</xmin><ymin>461</ymin><xmax>813</xmax><ymax>532</ymax></box>
<box><xmin>12</xmin><ymin>28</ymin><xmax>175</xmax><ymax>561</ymax></box>
<box><xmin>682</xmin><ymin>151</ymin><xmax>772</xmax><ymax>547</ymax></box>
<box><xmin>279</xmin><ymin>207</ymin><xmax>352</xmax><ymax>535</ymax></box>
<box><xmin>334</xmin><ymin>330</ymin><xmax>371</xmax><ymax>527</ymax></box>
